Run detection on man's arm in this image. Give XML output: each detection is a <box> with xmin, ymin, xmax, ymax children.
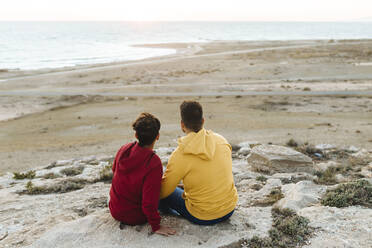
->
<box><xmin>160</xmin><ymin>152</ymin><xmax>186</xmax><ymax>199</ymax></box>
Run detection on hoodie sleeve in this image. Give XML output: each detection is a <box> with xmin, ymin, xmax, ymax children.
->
<box><xmin>160</xmin><ymin>151</ymin><xmax>187</xmax><ymax>199</ymax></box>
<box><xmin>142</xmin><ymin>158</ymin><xmax>162</xmax><ymax>232</ymax></box>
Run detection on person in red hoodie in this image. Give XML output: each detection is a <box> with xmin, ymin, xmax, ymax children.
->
<box><xmin>109</xmin><ymin>112</ymin><xmax>176</xmax><ymax>236</ymax></box>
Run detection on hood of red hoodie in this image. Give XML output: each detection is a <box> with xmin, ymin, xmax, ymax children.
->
<box><xmin>116</xmin><ymin>142</ymin><xmax>155</xmax><ymax>174</ymax></box>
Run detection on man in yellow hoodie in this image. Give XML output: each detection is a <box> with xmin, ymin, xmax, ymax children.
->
<box><xmin>159</xmin><ymin>101</ymin><xmax>238</xmax><ymax>225</ymax></box>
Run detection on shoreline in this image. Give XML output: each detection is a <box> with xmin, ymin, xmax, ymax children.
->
<box><xmin>0</xmin><ymin>45</ymin><xmax>184</xmax><ymax>80</ymax></box>
<box><xmin>2</xmin><ymin>38</ymin><xmax>372</xmax><ymax>81</ymax></box>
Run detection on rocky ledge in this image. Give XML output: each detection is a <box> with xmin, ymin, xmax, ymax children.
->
<box><xmin>0</xmin><ymin>141</ymin><xmax>371</xmax><ymax>248</ymax></box>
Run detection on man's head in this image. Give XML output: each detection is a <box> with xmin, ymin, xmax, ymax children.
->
<box><xmin>132</xmin><ymin>112</ymin><xmax>161</xmax><ymax>147</ymax></box>
<box><xmin>180</xmin><ymin>101</ymin><xmax>204</xmax><ymax>133</ymax></box>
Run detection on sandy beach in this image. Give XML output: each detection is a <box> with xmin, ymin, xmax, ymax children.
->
<box><xmin>1</xmin><ymin>39</ymin><xmax>372</xmax><ymax>174</ymax></box>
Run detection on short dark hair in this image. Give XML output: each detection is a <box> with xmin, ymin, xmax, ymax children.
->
<box><xmin>180</xmin><ymin>101</ymin><xmax>203</xmax><ymax>132</ymax></box>
<box><xmin>132</xmin><ymin>113</ymin><xmax>161</xmax><ymax>147</ymax></box>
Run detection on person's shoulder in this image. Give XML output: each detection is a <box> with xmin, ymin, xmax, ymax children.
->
<box><xmin>152</xmin><ymin>153</ymin><xmax>162</xmax><ymax>163</ymax></box>
<box><xmin>168</xmin><ymin>147</ymin><xmax>182</xmax><ymax>161</ymax></box>
<box><xmin>149</xmin><ymin>153</ymin><xmax>163</xmax><ymax>169</ymax></box>
<box><xmin>118</xmin><ymin>142</ymin><xmax>135</xmax><ymax>151</ymax></box>
<box><xmin>115</xmin><ymin>142</ymin><xmax>134</xmax><ymax>157</ymax></box>
<box><xmin>209</xmin><ymin>130</ymin><xmax>229</xmax><ymax>144</ymax></box>
<box><xmin>209</xmin><ymin>130</ymin><xmax>232</xmax><ymax>151</ymax></box>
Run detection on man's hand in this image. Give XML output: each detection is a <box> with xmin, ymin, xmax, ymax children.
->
<box><xmin>155</xmin><ymin>225</ymin><xmax>176</xmax><ymax>236</ymax></box>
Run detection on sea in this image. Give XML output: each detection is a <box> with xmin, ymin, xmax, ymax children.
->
<box><xmin>1</xmin><ymin>22</ymin><xmax>372</xmax><ymax>70</ymax></box>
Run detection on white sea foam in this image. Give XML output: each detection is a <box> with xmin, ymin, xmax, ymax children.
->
<box><xmin>355</xmin><ymin>62</ymin><xmax>372</xmax><ymax>66</ymax></box>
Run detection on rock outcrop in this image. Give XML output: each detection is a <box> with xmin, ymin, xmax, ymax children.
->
<box><xmin>0</xmin><ymin>143</ymin><xmax>371</xmax><ymax>248</ymax></box>
<box><xmin>274</xmin><ymin>181</ymin><xmax>326</xmax><ymax>211</ymax></box>
<box><xmin>247</xmin><ymin>145</ymin><xmax>314</xmax><ymax>174</ymax></box>
<box><xmin>300</xmin><ymin>206</ymin><xmax>372</xmax><ymax>248</ymax></box>
<box><xmin>27</xmin><ymin>207</ymin><xmax>273</xmax><ymax>248</ymax></box>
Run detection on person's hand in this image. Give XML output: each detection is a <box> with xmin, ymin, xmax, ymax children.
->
<box><xmin>155</xmin><ymin>225</ymin><xmax>176</xmax><ymax>236</ymax></box>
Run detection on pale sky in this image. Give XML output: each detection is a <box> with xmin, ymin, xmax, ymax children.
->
<box><xmin>1</xmin><ymin>0</ymin><xmax>372</xmax><ymax>21</ymax></box>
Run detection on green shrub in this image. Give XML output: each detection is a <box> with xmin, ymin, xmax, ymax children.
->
<box><xmin>256</xmin><ymin>175</ymin><xmax>268</xmax><ymax>183</ymax></box>
<box><xmin>271</xmin><ymin>208</ymin><xmax>311</xmax><ymax>245</ymax></box>
<box><xmin>13</xmin><ymin>171</ymin><xmax>36</xmax><ymax>180</ymax></box>
<box><xmin>321</xmin><ymin>180</ymin><xmax>372</xmax><ymax>208</ymax></box>
<box><xmin>286</xmin><ymin>139</ymin><xmax>298</xmax><ymax>147</ymax></box>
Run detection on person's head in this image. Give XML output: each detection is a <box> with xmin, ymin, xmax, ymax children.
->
<box><xmin>132</xmin><ymin>112</ymin><xmax>161</xmax><ymax>147</ymax></box>
<box><xmin>180</xmin><ymin>101</ymin><xmax>204</xmax><ymax>133</ymax></box>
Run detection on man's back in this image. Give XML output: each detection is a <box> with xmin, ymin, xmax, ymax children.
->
<box><xmin>160</xmin><ymin>129</ymin><xmax>238</xmax><ymax>220</ymax></box>
<box><xmin>109</xmin><ymin>142</ymin><xmax>162</xmax><ymax>230</ymax></box>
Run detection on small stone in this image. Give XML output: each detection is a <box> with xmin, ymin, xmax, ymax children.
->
<box><xmin>239</xmin><ymin>141</ymin><xmax>261</xmax><ymax>149</ymax></box>
<box><xmin>0</xmin><ymin>225</ymin><xmax>8</xmax><ymax>241</ymax></box>
<box><xmin>351</xmin><ymin>149</ymin><xmax>371</xmax><ymax>160</ymax></box>
<box><xmin>250</xmin><ymin>184</ymin><xmax>263</xmax><ymax>191</ymax></box>
<box><xmin>314</xmin><ymin>153</ymin><xmax>323</xmax><ymax>158</ymax></box>
<box><xmin>81</xmin><ymin>156</ymin><xmax>97</xmax><ymax>163</ymax></box>
<box><xmin>315</xmin><ymin>161</ymin><xmax>339</xmax><ymax>172</ymax></box>
<box><xmin>97</xmin><ymin>155</ymin><xmax>114</xmax><ymax>162</ymax></box>
<box><xmin>55</xmin><ymin>159</ymin><xmax>74</xmax><ymax>166</ymax></box>
<box><xmin>335</xmin><ymin>174</ymin><xmax>348</xmax><ymax>183</ymax></box>
<box><xmin>155</xmin><ymin>147</ymin><xmax>175</xmax><ymax>156</ymax></box>
<box><xmin>360</xmin><ymin>163</ymin><xmax>372</xmax><ymax>178</ymax></box>
<box><xmin>238</xmin><ymin>147</ymin><xmax>251</xmax><ymax>156</ymax></box>
<box><xmin>346</xmin><ymin>146</ymin><xmax>360</xmax><ymax>153</ymax></box>
<box><xmin>315</xmin><ymin>144</ymin><xmax>337</xmax><ymax>151</ymax></box>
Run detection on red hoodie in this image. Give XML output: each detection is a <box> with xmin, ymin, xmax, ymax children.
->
<box><xmin>109</xmin><ymin>142</ymin><xmax>162</xmax><ymax>232</ymax></box>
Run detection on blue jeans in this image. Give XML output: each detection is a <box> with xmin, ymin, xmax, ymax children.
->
<box><xmin>159</xmin><ymin>187</ymin><xmax>234</xmax><ymax>225</ymax></box>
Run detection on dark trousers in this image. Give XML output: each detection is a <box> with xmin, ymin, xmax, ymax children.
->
<box><xmin>159</xmin><ymin>187</ymin><xmax>234</xmax><ymax>225</ymax></box>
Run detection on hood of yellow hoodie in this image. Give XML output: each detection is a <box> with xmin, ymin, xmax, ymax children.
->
<box><xmin>178</xmin><ymin>129</ymin><xmax>216</xmax><ymax>161</ymax></box>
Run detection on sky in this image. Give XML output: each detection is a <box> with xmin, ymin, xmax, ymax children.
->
<box><xmin>0</xmin><ymin>0</ymin><xmax>372</xmax><ymax>22</ymax></box>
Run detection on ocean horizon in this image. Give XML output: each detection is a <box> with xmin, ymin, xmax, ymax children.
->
<box><xmin>1</xmin><ymin>21</ymin><xmax>372</xmax><ymax>70</ymax></box>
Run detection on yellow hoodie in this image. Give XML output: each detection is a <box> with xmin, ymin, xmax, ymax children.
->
<box><xmin>160</xmin><ymin>129</ymin><xmax>238</xmax><ymax>220</ymax></box>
